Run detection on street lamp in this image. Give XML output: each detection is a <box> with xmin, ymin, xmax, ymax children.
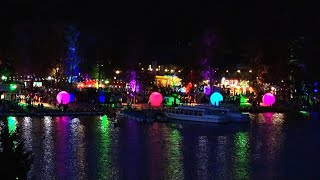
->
<box><xmin>115</xmin><ymin>70</ymin><xmax>120</xmax><ymax>74</ymax></box>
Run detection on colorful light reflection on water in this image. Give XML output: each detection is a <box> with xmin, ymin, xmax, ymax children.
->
<box><xmin>7</xmin><ymin>112</ymin><xmax>320</xmax><ymax>179</ymax></box>
<box><xmin>98</xmin><ymin>115</ymin><xmax>111</xmax><ymax>179</ymax></box>
<box><xmin>234</xmin><ymin>132</ymin><xmax>249</xmax><ymax>179</ymax></box>
<box><xmin>7</xmin><ymin>116</ymin><xmax>17</xmax><ymax>136</ymax></box>
<box><xmin>165</xmin><ymin>128</ymin><xmax>184</xmax><ymax>179</ymax></box>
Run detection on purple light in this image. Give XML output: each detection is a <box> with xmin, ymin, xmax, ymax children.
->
<box><xmin>314</xmin><ymin>89</ymin><xmax>318</xmax><ymax>93</ymax></box>
<box><xmin>56</xmin><ymin>91</ymin><xmax>70</xmax><ymax>105</ymax></box>
<box><xmin>204</xmin><ymin>86</ymin><xmax>211</xmax><ymax>95</ymax></box>
<box><xmin>130</xmin><ymin>80</ymin><xmax>140</xmax><ymax>92</ymax></box>
<box><xmin>149</xmin><ymin>92</ymin><xmax>163</xmax><ymax>107</ymax></box>
<box><xmin>262</xmin><ymin>93</ymin><xmax>276</xmax><ymax>106</ymax></box>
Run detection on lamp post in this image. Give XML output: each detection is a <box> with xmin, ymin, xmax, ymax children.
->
<box><xmin>97</xmin><ymin>63</ymin><xmax>103</xmax><ymax>90</ymax></box>
<box><xmin>55</xmin><ymin>67</ymin><xmax>59</xmax><ymax>88</ymax></box>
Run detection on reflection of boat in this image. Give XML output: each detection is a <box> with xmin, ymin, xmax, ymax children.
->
<box><xmin>164</xmin><ymin>106</ymin><xmax>230</xmax><ymax>123</ymax></box>
<box><xmin>116</xmin><ymin>109</ymin><xmax>154</xmax><ymax>123</ymax></box>
<box><xmin>195</xmin><ymin>105</ymin><xmax>250</xmax><ymax>123</ymax></box>
<box><xmin>115</xmin><ymin>110</ymin><xmax>125</xmax><ymax>117</ymax></box>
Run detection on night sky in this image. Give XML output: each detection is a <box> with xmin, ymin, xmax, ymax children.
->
<box><xmin>0</xmin><ymin>1</ymin><xmax>319</xmax><ymax>75</ymax></box>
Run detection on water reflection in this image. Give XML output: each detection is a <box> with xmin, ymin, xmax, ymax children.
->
<box><xmin>234</xmin><ymin>132</ymin><xmax>249</xmax><ymax>179</ymax></box>
<box><xmin>260</xmin><ymin>113</ymin><xmax>286</xmax><ymax>161</ymax></box>
<box><xmin>7</xmin><ymin>116</ymin><xmax>18</xmax><ymax>150</ymax></box>
<box><xmin>22</xmin><ymin>117</ymin><xmax>32</xmax><ymax>151</ymax></box>
<box><xmin>98</xmin><ymin>115</ymin><xmax>111</xmax><ymax>179</ymax></box>
<box><xmin>196</xmin><ymin>136</ymin><xmax>209</xmax><ymax>179</ymax></box>
<box><xmin>251</xmin><ymin>113</ymin><xmax>286</xmax><ymax>178</ymax></box>
<box><xmin>215</xmin><ymin>136</ymin><xmax>228</xmax><ymax>179</ymax></box>
<box><xmin>42</xmin><ymin>116</ymin><xmax>54</xmax><ymax>178</ymax></box>
<box><xmin>12</xmin><ymin>113</ymin><xmax>318</xmax><ymax>179</ymax></box>
<box><xmin>71</xmin><ymin>117</ymin><xmax>86</xmax><ymax>179</ymax></box>
<box><xmin>55</xmin><ymin>116</ymin><xmax>69</xmax><ymax>179</ymax></box>
<box><xmin>148</xmin><ymin>122</ymin><xmax>162</xmax><ymax>179</ymax></box>
<box><xmin>266</xmin><ymin>113</ymin><xmax>286</xmax><ymax>162</ymax></box>
<box><xmin>164</xmin><ymin>126</ymin><xmax>184</xmax><ymax>179</ymax></box>
<box><xmin>7</xmin><ymin>116</ymin><xmax>17</xmax><ymax>136</ymax></box>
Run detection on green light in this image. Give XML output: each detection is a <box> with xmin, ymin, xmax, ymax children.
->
<box><xmin>1</xmin><ymin>75</ymin><xmax>7</xmax><ymax>80</ymax></box>
<box><xmin>166</xmin><ymin>97</ymin><xmax>180</xmax><ymax>106</ymax></box>
<box><xmin>98</xmin><ymin>115</ymin><xmax>111</xmax><ymax>179</ymax></box>
<box><xmin>234</xmin><ymin>132</ymin><xmax>249</xmax><ymax>180</ymax></box>
<box><xmin>240</xmin><ymin>96</ymin><xmax>247</xmax><ymax>104</ymax></box>
<box><xmin>165</xmin><ymin>128</ymin><xmax>183</xmax><ymax>179</ymax></box>
<box><xmin>7</xmin><ymin>116</ymin><xmax>17</xmax><ymax>136</ymax></box>
<box><xmin>240</xmin><ymin>95</ymin><xmax>251</xmax><ymax>107</ymax></box>
<box><xmin>299</xmin><ymin>111</ymin><xmax>309</xmax><ymax>116</ymax></box>
<box><xmin>104</xmin><ymin>80</ymin><xmax>109</xmax><ymax>84</ymax></box>
<box><xmin>10</xmin><ymin>84</ymin><xmax>17</xmax><ymax>91</ymax></box>
<box><xmin>100</xmin><ymin>115</ymin><xmax>110</xmax><ymax>129</ymax></box>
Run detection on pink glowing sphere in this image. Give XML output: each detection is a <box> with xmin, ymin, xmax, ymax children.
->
<box><xmin>149</xmin><ymin>92</ymin><xmax>163</xmax><ymax>107</ymax></box>
<box><xmin>262</xmin><ymin>93</ymin><xmax>275</xmax><ymax>106</ymax></box>
<box><xmin>56</xmin><ymin>91</ymin><xmax>71</xmax><ymax>105</ymax></box>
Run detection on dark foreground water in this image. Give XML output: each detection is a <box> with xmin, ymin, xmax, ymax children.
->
<box><xmin>2</xmin><ymin>112</ymin><xmax>320</xmax><ymax>179</ymax></box>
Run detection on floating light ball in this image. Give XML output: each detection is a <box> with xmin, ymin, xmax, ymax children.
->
<box><xmin>99</xmin><ymin>95</ymin><xmax>105</xmax><ymax>103</ymax></box>
<box><xmin>210</xmin><ymin>92</ymin><xmax>223</xmax><ymax>106</ymax></box>
<box><xmin>70</xmin><ymin>93</ymin><xmax>75</xmax><ymax>102</ymax></box>
<box><xmin>149</xmin><ymin>92</ymin><xmax>163</xmax><ymax>107</ymax></box>
<box><xmin>262</xmin><ymin>93</ymin><xmax>275</xmax><ymax>106</ymax></box>
<box><xmin>56</xmin><ymin>91</ymin><xmax>70</xmax><ymax>105</ymax></box>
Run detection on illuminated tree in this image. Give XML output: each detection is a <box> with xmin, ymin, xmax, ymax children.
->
<box><xmin>200</xmin><ymin>30</ymin><xmax>216</xmax><ymax>94</ymax></box>
<box><xmin>0</xmin><ymin>120</ymin><xmax>32</xmax><ymax>179</ymax></box>
<box><xmin>288</xmin><ymin>37</ymin><xmax>306</xmax><ymax>102</ymax></box>
<box><xmin>64</xmin><ymin>25</ymin><xmax>80</xmax><ymax>86</ymax></box>
<box><xmin>0</xmin><ymin>58</ymin><xmax>15</xmax><ymax>81</ymax></box>
<box><xmin>248</xmin><ymin>54</ymin><xmax>269</xmax><ymax>95</ymax></box>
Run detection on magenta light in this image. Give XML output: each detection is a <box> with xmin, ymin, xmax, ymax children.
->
<box><xmin>56</xmin><ymin>91</ymin><xmax>71</xmax><ymax>105</ymax></box>
<box><xmin>262</xmin><ymin>93</ymin><xmax>275</xmax><ymax>106</ymax></box>
<box><xmin>149</xmin><ymin>92</ymin><xmax>163</xmax><ymax>107</ymax></box>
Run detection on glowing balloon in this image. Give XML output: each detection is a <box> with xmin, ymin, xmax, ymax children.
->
<box><xmin>99</xmin><ymin>95</ymin><xmax>105</xmax><ymax>103</ymax></box>
<box><xmin>56</xmin><ymin>91</ymin><xmax>70</xmax><ymax>105</ymax></box>
<box><xmin>70</xmin><ymin>93</ymin><xmax>75</xmax><ymax>102</ymax></box>
<box><xmin>210</xmin><ymin>92</ymin><xmax>223</xmax><ymax>106</ymax></box>
<box><xmin>149</xmin><ymin>92</ymin><xmax>163</xmax><ymax>107</ymax></box>
<box><xmin>262</xmin><ymin>93</ymin><xmax>275</xmax><ymax>106</ymax></box>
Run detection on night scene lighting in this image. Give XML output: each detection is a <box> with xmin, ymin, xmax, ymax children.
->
<box><xmin>0</xmin><ymin>1</ymin><xmax>319</xmax><ymax>179</ymax></box>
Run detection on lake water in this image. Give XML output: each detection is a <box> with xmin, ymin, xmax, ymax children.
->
<box><xmin>3</xmin><ymin>112</ymin><xmax>320</xmax><ymax>179</ymax></box>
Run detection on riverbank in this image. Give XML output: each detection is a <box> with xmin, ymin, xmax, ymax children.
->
<box><xmin>0</xmin><ymin>107</ymin><xmax>119</xmax><ymax>117</ymax></box>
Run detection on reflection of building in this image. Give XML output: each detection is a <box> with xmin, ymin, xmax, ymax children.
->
<box><xmin>155</xmin><ymin>75</ymin><xmax>181</xmax><ymax>87</ymax></box>
<box><xmin>220</xmin><ymin>78</ymin><xmax>252</xmax><ymax>96</ymax></box>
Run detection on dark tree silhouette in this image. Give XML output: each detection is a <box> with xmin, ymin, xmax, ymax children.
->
<box><xmin>0</xmin><ymin>121</ymin><xmax>33</xmax><ymax>179</ymax></box>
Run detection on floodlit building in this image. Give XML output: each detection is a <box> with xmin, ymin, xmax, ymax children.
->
<box><xmin>155</xmin><ymin>75</ymin><xmax>182</xmax><ymax>87</ymax></box>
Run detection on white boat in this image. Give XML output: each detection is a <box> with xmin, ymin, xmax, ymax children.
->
<box><xmin>164</xmin><ymin>106</ymin><xmax>230</xmax><ymax>123</ymax></box>
<box><xmin>195</xmin><ymin>104</ymin><xmax>250</xmax><ymax>123</ymax></box>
